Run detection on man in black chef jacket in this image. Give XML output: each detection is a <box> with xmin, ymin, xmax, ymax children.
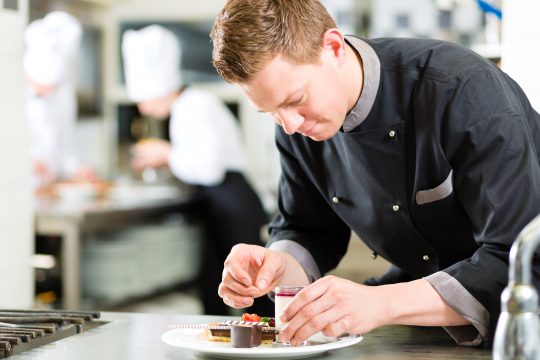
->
<box><xmin>210</xmin><ymin>0</ymin><xmax>540</xmax><ymax>347</ymax></box>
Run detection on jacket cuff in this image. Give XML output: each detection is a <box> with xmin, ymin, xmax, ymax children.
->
<box><xmin>424</xmin><ymin>271</ymin><xmax>489</xmax><ymax>346</ymax></box>
<box><xmin>268</xmin><ymin>239</ymin><xmax>321</xmax><ymax>282</ymax></box>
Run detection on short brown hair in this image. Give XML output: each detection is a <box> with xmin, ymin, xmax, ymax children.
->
<box><xmin>210</xmin><ymin>0</ymin><xmax>336</xmax><ymax>83</ymax></box>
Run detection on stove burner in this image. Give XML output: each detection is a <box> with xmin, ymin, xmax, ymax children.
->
<box><xmin>0</xmin><ymin>309</ymin><xmax>104</xmax><ymax>358</ymax></box>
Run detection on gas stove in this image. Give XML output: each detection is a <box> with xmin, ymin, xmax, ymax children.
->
<box><xmin>0</xmin><ymin>310</ymin><xmax>104</xmax><ymax>358</ymax></box>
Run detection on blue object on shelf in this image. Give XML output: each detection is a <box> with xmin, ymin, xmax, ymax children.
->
<box><xmin>476</xmin><ymin>0</ymin><xmax>502</xmax><ymax>19</ymax></box>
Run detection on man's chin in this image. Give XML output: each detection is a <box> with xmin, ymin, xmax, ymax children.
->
<box><xmin>307</xmin><ymin>129</ymin><xmax>339</xmax><ymax>141</ymax></box>
<box><xmin>307</xmin><ymin>133</ymin><xmax>330</xmax><ymax>141</ymax></box>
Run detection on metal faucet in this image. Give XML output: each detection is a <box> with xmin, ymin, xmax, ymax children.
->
<box><xmin>493</xmin><ymin>214</ymin><xmax>540</xmax><ymax>360</ymax></box>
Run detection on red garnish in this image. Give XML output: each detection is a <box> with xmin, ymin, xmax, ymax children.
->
<box><xmin>241</xmin><ymin>313</ymin><xmax>262</xmax><ymax>322</ymax></box>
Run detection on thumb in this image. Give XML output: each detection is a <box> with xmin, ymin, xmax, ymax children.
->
<box><xmin>254</xmin><ymin>251</ymin><xmax>285</xmax><ymax>292</ymax></box>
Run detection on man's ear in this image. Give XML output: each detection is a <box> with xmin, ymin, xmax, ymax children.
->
<box><xmin>321</xmin><ymin>28</ymin><xmax>346</xmax><ymax>65</ymax></box>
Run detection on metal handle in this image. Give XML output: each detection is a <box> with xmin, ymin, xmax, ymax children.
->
<box><xmin>493</xmin><ymin>213</ymin><xmax>540</xmax><ymax>360</ymax></box>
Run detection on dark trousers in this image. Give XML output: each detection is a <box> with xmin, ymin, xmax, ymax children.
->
<box><xmin>197</xmin><ymin>172</ymin><xmax>274</xmax><ymax>316</ymax></box>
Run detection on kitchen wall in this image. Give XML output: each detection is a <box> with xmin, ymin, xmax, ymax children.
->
<box><xmin>371</xmin><ymin>0</ymin><xmax>483</xmax><ymax>45</ymax></box>
<box><xmin>0</xmin><ymin>0</ymin><xmax>34</xmax><ymax>308</ymax></box>
<box><xmin>502</xmin><ymin>0</ymin><xmax>540</xmax><ymax>110</ymax></box>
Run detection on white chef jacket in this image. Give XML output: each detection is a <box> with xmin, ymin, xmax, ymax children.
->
<box><xmin>26</xmin><ymin>82</ymin><xmax>79</xmax><ymax>183</ymax></box>
<box><xmin>168</xmin><ymin>87</ymin><xmax>248</xmax><ymax>186</ymax></box>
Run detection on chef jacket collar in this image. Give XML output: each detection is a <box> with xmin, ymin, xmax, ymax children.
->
<box><xmin>342</xmin><ymin>36</ymin><xmax>381</xmax><ymax>132</ymax></box>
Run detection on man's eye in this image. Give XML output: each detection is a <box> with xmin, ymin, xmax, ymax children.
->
<box><xmin>289</xmin><ymin>96</ymin><xmax>304</xmax><ymax>106</ymax></box>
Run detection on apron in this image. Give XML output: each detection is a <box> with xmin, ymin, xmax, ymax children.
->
<box><xmin>196</xmin><ymin>171</ymin><xmax>274</xmax><ymax>315</ymax></box>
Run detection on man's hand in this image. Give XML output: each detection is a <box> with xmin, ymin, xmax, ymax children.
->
<box><xmin>278</xmin><ymin>275</ymin><xmax>385</xmax><ymax>345</ymax></box>
<box><xmin>278</xmin><ymin>277</ymin><xmax>471</xmax><ymax>346</ymax></box>
<box><xmin>218</xmin><ymin>244</ymin><xmax>287</xmax><ymax>308</ymax></box>
<box><xmin>130</xmin><ymin>139</ymin><xmax>171</xmax><ymax>170</ymax></box>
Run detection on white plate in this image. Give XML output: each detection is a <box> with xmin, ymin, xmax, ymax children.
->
<box><xmin>162</xmin><ymin>328</ymin><xmax>362</xmax><ymax>359</ymax></box>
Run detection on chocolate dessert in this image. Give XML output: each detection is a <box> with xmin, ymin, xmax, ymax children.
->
<box><xmin>204</xmin><ymin>320</ymin><xmax>276</xmax><ymax>343</ymax></box>
<box><xmin>231</xmin><ymin>323</ymin><xmax>262</xmax><ymax>348</ymax></box>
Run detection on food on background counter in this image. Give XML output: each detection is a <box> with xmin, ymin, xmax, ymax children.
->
<box><xmin>35</xmin><ymin>179</ymin><xmax>111</xmax><ymax>200</ymax></box>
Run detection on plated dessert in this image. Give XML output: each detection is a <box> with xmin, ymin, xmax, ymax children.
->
<box><xmin>163</xmin><ymin>312</ymin><xmax>364</xmax><ymax>357</ymax></box>
<box><xmin>204</xmin><ymin>313</ymin><xmax>276</xmax><ymax>347</ymax></box>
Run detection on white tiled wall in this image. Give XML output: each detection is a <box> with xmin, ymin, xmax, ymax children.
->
<box><xmin>0</xmin><ymin>0</ymin><xmax>34</xmax><ymax>308</ymax></box>
<box><xmin>502</xmin><ymin>0</ymin><xmax>540</xmax><ymax>111</ymax></box>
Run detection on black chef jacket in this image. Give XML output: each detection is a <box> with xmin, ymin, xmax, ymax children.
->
<box><xmin>267</xmin><ymin>36</ymin><xmax>540</xmax><ymax>345</ymax></box>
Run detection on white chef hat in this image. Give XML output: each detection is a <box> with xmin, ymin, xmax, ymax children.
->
<box><xmin>122</xmin><ymin>25</ymin><xmax>182</xmax><ymax>102</ymax></box>
<box><xmin>23</xmin><ymin>11</ymin><xmax>82</xmax><ymax>86</ymax></box>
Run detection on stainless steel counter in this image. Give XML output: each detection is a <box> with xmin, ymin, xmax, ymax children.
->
<box><xmin>35</xmin><ymin>186</ymin><xmax>201</xmax><ymax>309</ymax></box>
<box><xmin>10</xmin><ymin>312</ymin><xmax>492</xmax><ymax>359</ymax></box>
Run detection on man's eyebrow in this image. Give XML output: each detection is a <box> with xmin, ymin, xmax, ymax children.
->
<box><xmin>279</xmin><ymin>89</ymin><xmax>304</xmax><ymax>107</ymax></box>
<box><xmin>257</xmin><ymin>88</ymin><xmax>304</xmax><ymax>113</ymax></box>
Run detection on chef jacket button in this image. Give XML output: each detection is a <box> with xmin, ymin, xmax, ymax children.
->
<box><xmin>422</xmin><ymin>255</ymin><xmax>430</xmax><ymax>261</ymax></box>
<box><xmin>371</xmin><ymin>252</ymin><xmax>378</xmax><ymax>260</ymax></box>
<box><xmin>332</xmin><ymin>196</ymin><xmax>340</xmax><ymax>204</ymax></box>
<box><xmin>392</xmin><ymin>204</ymin><xmax>400</xmax><ymax>212</ymax></box>
<box><xmin>388</xmin><ymin>130</ymin><xmax>396</xmax><ymax>138</ymax></box>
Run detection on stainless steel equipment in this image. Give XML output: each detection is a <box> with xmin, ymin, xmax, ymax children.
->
<box><xmin>493</xmin><ymin>214</ymin><xmax>540</xmax><ymax>360</ymax></box>
<box><xmin>0</xmin><ymin>309</ymin><xmax>103</xmax><ymax>358</ymax></box>
<box><xmin>0</xmin><ymin>312</ymin><xmax>492</xmax><ymax>360</ymax></box>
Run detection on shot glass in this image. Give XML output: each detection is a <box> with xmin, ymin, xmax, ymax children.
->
<box><xmin>274</xmin><ymin>286</ymin><xmax>304</xmax><ymax>344</ymax></box>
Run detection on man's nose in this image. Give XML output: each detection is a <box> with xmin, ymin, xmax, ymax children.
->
<box><xmin>276</xmin><ymin>109</ymin><xmax>304</xmax><ymax>135</ymax></box>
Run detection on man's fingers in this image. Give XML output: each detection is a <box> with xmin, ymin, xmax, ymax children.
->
<box><xmin>254</xmin><ymin>251</ymin><xmax>284</xmax><ymax>291</ymax></box>
<box><xmin>321</xmin><ymin>314</ymin><xmax>350</xmax><ymax>338</ymax></box>
<box><xmin>279</xmin><ymin>291</ymin><xmax>336</xmax><ymax>344</ymax></box>
<box><xmin>218</xmin><ymin>282</ymin><xmax>255</xmax><ymax>308</ymax></box>
<box><xmin>289</xmin><ymin>309</ymin><xmax>346</xmax><ymax>346</ymax></box>
<box><xmin>218</xmin><ymin>244</ymin><xmax>271</xmax><ymax>309</ymax></box>
<box><xmin>221</xmin><ymin>268</ymin><xmax>260</xmax><ymax>298</ymax></box>
<box><xmin>281</xmin><ymin>277</ymin><xmax>331</xmax><ymax>322</ymax></box>
<box><xmin>224</xmin><ymin>254</ymin><xmax>253</xmax><ymax>287</ymax></box>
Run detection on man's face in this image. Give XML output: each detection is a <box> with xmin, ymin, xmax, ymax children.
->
<box><xmin>239</xmin><ymin>50</ymin><xmax>350</xmax><ymax>141</ymax></box>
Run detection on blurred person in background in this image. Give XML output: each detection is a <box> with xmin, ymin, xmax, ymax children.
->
<box><xmin>122</xmin><ymin>25</ymin><xmax>273</xmax><ymax>316</ymax></box>
<box><xmin>24</xmin><ymin>11</ymin><xmax>95</xmax><ymax>189</ymax></box>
